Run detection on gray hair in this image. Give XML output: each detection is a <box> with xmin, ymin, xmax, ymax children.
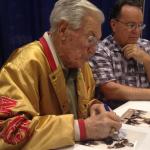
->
<box><xmin>50</xmin><ymin>0</ymin><xmax>104</xmax><ymax>32</ymax></box>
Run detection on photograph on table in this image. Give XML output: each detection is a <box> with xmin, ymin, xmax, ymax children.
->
<box><xmin>78</xmin><ymin>128</ymin><xmax>146</xmax><ymax>150</ymax></box>
<box><xmin>121</xmin><ymin>109</ymin><xmax>150</xmax><ymax>127</ymax></box>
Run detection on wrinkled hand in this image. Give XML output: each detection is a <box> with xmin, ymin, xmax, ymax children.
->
<box><xmin>122</xmin><ymin>44</ymin><xmax>146</xmax><ymax>63</ymax></box>
<box><xmin>84</xmin><ymin>112</ymin><xmax>122</xmax><ymax>140</ymax></box>
<box><xmin>90</xmin><ymin>103</ymin><xmax>112</xmax><ymax>116</ymax></box>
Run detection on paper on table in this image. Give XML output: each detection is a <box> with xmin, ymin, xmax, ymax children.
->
<box><xmin>60</xmin><ymin>126</ymin><xmax>147</xmax><ymax>150</ymax></box>
<box><xmin>121</xmin><ymin>108</ymin><xmax>150</xmax><ymax>127</ymax></box>
<box><xmin>60</xmin><ymin>102</ymin><xmax>150</xmax><ymax>150</ymax></box>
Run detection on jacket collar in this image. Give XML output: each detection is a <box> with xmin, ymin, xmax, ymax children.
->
<box><xmin>39</xmin><ymin>32</ymin><xmax>70</xmax><ymax>114</ymax></box>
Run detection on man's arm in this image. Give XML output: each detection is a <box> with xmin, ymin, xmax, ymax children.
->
<box><xmin>0</xmin><ymin>46</ymin><xmax>75</xmax><ymax>149</ymax></box>
<box><xmin>142</xmin><ymin>53</ymin><xmax>150</xmax><ymax>81</ymax></box>
<box><xmin>100</xmin><ymin>81</ymin><xmax>150</xmax><ymax>101</ymax></box>
<box><xmin>123</xmin><ymin>44</ymin><xmax>150</xmax><ymax>81</ymax></box>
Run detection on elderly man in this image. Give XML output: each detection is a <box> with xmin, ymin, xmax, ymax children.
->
<box><xmin>0</xmin><ymin>0</ymin><xmax>121</xmax><ymax>149</ymax></box>
<box><xmin>90</xmin><ymin>0</ymin><xmax>150</xmax><ymax>109</ymax></box>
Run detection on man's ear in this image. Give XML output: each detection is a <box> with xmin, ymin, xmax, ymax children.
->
<box><xmin>57</xmin><ymin>20</ymin><xmax>69</xmax><ymax>41</ymax></box>
<box><xmin>110</xmin><ymin>19</ymin><xmax>117</xmax><ymax>33</ymax></box>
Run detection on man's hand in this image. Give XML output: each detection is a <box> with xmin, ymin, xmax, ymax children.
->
<box><xmin>122</xmin><ymin>44</ymin><xmax>147</xmax><ymax>63</ymax></box>
<box><xmin>84</xmin><ymin>111</ymin><xmax>122</xmax><ymax>140</ymax></box>
<box><xmin>90</xmin><ymin>103</ymin><xmax>112</xmax><ymax>116</ymax></box>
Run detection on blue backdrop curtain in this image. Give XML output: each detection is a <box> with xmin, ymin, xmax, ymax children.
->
<box><xmin>0</xmin><ymin>0</ymin><xmax>149</xmax><ymax>67</ymax></box>
<box><xmin>142</xmin><ymin>0</ymin><xmax>150</xmax><ymax>39</ymax></box>
<box><xmin>0</xmin><ymin>0</ymin><xmax>56</xmax><ymax>67</ymax></box>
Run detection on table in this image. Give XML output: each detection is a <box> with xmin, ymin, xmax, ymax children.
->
<box><xmin>60</xmin><ymin>101</ymin><xmax>150</xmax><ymax>150</ymax></box>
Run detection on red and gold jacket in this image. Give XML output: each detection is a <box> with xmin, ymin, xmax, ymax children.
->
<box><xmin>0</xmin><ymin>32</ymin><xmax>96</xmax><ymax>150</ymax></box>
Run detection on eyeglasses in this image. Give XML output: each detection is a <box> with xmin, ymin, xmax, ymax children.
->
<box><xmin>87</xmin><ymin>35</ymin><xmax>99</xmax><ymax>47</ymax></box>
<box><xmin>115</xmin><ymin>19</ymin><xmax>146</xmax><ymax>30</ymax></box>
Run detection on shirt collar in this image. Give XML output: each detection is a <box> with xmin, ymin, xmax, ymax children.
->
<box><xmin>43</xmin><ymin>32</ymin><xmax>79</xmax><ymax>80</ymax></box>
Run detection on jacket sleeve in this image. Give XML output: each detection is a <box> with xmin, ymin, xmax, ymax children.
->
<box><xmin>0</xmin><ymin>45</ymin><xmax>75</xmax><ymax>150</ymax></box>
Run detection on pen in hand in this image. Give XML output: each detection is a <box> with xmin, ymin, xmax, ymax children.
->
<box><xmin>93</xmin><ymin>103</ymin><xmax>120</xmax><ymax>135</ymax></box>
<box><xmin>104</xmin><ymin>103</ymin><xmax>119</xmax><ymax>135</ymax></box>
<box><xmin>104</xmin><ymin>103</ymin><xmax>111</xmax><ymax>111</ymax></box>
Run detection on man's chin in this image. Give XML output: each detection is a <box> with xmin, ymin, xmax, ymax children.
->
<box><xmin>128</xmin><ymin>38</ymin><xmax>138</xmax><ymax>43</ymax></box>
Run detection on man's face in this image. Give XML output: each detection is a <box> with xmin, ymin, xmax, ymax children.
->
<box><xmin>111</xmin><ymin>5</ymin><xmax>144</xmax><ymax>47</ymax></box>
<box><xmin>59</xmin><ymin>13</ymin><xmax>102</xmax><ymax>68</ymax></box>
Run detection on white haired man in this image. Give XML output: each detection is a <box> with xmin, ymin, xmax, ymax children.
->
<box><xmin>0</xmin><ymin>0</ymin><xmax>121</xmax><ymax>149</ymax></box>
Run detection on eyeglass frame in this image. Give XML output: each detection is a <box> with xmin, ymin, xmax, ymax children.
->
<box><xmin>115</xmin><ymin>19</ymin><xmax>146</xmax><ymax>31</ymax></box>
<box><xmin>87</xmin><ymin>35</ymin><xmax>99</xmax><ymax>47</ymax></box>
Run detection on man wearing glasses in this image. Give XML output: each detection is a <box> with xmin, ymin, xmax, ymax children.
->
<box><xmin>0</xmin><ymin>0</ymin><xmax>122</xmax><ymax>149</ymax></box>
<box><xmin>90</xmin><ymin>0</ymin><xmax>150</xmax><ymax>109</ymax></box>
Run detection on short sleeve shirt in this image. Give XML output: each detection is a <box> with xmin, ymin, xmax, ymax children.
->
<box><xmin>90</xmin><ymin>35</ymin><xmax>150</xmax><ymax>88</ymax></box>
